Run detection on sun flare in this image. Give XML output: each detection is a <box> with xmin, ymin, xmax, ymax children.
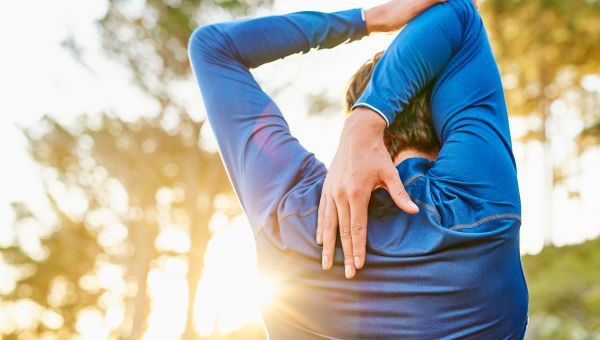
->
<box><xmin>143</xmin><ymin>214</ymin><xmax>275</xmax><ymax>339</ymax></box>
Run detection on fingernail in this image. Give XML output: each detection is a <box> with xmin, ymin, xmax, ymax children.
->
<box><xmin>409</xmin><ymin>201</ymin><xmax>419</xmax><ymax>212</ymax></box>
<box><xmin>354</xmin><ymin>256</ymin><xmax>361</xmax><ymax>269</ymax></box>
<box><xmin>322</xmin><ymin>255</ymin><xmax>329</xmax><ymax>270</ymax></box>
<box><xmin>345</xmin><ymin>264</ymin><xmax>354</xmax><ymax>279</ymax></box>
<box><xmin>316</xmin><ymin>232</ymin><xmax>322</xmax><ymax>245</ymax></box>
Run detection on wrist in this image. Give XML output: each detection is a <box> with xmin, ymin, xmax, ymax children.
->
<box><xmin>364</xmin><ymin>5</ymin><xmax>390</xmax><ymax>34</ymax></box>
<box><xmin>345</xmin><ymin>107</ymin><xmax>387</xmax><ymax>135</ymax></box>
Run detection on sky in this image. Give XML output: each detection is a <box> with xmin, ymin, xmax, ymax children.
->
<box><xmin>1</xmin><ymin>0</ymin><xmax>599</xmax><ymax>337</ymax></box>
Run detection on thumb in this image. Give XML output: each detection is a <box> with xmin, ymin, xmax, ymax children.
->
<box><xmin>382</xmin><ymin>171</ymin><xmax>419</xmax><ymax>214</ymax></box>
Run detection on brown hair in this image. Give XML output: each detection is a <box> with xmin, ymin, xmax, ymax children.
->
<box><xmin>344</xmin><ymin>51</ymin><xmax>440</xmax><ymax>159</ymax></box>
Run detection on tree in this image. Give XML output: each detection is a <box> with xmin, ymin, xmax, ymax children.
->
<box><xmin>3</xmin><ymin>201</ymin><xmax>103</xmax><ymax>338</ymax></box>
<box><xmin>5</xmin><ymin>0</ymin><xmax>276</xmax><ymax>337</ymax></box>
<box><xmin>96</xmin><ymin>1</ymin><xmax>273</xmax><ymax>338</ymax></box>
<box><xmin>3</xmin><ymin>112</ymin><xmax>232</xmax><ymax>338</ymax></box>
<box><xmin>482</xmin><ymin>0</ymin><xmax>600</xmax><ymax>244</ymax></box>
<box><xmin>97</xmin><ymin>0</ymin><xmax>272</xmax><ymax>110</ymax></box>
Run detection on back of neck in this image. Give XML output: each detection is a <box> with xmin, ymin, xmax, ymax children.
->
<box><xmin>393</xmin><ymin>148</ymin><xmax>438</xmax><ymax>166</ymax></box>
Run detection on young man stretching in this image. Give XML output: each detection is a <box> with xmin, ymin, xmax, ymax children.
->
<box><xmin>188</xmin><ymin>0</ymin><xmax>528</xmax><ymax>338</ymax></box>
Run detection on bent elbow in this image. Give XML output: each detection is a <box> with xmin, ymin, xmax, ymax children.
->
<box><xmin>188</xmin><ymin>24</ymin><xmax>227</xmax><ymax>64</ymax></box>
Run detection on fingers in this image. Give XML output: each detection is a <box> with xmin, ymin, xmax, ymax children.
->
<box><xmin>321</xmin><ymin>196</ymin><xmax>338</xmax><ymax>271</ymax></box>
<box><xmin>319</xmin><ymin>186</ymin><xmax>366</xmax><ymax>279</ymax></box>
<box><xmin>349</xmin><ymin>191</ymin><xmax>369</xmax><ymax>270</ymax></box>
<box><xmin>336</xmin><ymin>199</ymin><xmax>355</xmax><ymax>279</ymax></box>
<box><xmin>383</xmin><ymin>170</ymin><xmax>419</xmax><ymax>215</ymax></box>
<box><xmin>316</xmin><ymin>185</ymin><xmax>327</xmax><ymax>245</ymax></box>
<box><xmin>473</xmin><ymin>0</ymin><xmax>480</xmax><ymax>10</ymax></box>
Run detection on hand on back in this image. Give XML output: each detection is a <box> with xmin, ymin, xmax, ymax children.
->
<box><xmin>316</xmin><ymin>108</ymin><xmax>419</xmax><ymax>279</ymax></box>
<box><xmin>316</xmin><ymin>0</ymin><xmax>480</xmax><ymax>279</ymax></box>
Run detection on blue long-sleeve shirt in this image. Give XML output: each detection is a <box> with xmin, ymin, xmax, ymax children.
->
<box><xmin>189</xmin><ymin>1</ymin><xmax>528</xmax><ymax>338</ymax></box>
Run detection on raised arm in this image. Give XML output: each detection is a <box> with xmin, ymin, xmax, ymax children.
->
<box><xmin>188</xmin><ymin>9</ymin><xmax>368</xmax><ymax>234</ymax></box>
<box><xmin>352</xmin><ymin>1</ymin><xmax>465</xmax><ymax>125</ymax></box>
<box><xmin>356</xmin><ymin>0</ymin><xmax>520</xmax><ymax>217</ymax></box>
<box><xmin>319</xmin><ymin>1</ymin><xmax>467</xmax><ymax>278</ymax></box>
<box><xmin>319</xmin><ymin>0</ymin><xmax>517</xmax><ymax>278</ymax></box>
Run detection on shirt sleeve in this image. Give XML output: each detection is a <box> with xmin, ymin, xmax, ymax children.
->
<box><xmin>188</xmin><ymin>9</ymin><xmax>368</xmax><ymax>233</ymax></box>
<box><xmin>354</xmin><ymin>0</ymin><xmax>520</xmax><ymax>217</ymax></box>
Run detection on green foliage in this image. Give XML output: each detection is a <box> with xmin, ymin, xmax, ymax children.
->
<box><xmin>2</xmin><ymin>112</ymin><xmax>232</xmax><ymax>338</ymax></box>
<box><xmin>483</xmin><ymin>0</ymin><xmax>600</xmax><ymax>139</ymax></box>
<box><xmin>4</xmin><ymin>202</ymin><xmax>102</xmax><ymax>337</ymax></box>
<box><xmin>482</xmin><ymin>0</ymin><xmax>600</xmax><ymax>244</ymax></box>
<box><xmin>98</xmin><ymin>0</ymin><xmax>273</xmax><ymax>108</ymax></box>
<box><xmin>523</xmin><ymin>237</ymin><xmax>600</xmax><ymax>338</ymax></box>
<box><xmin>5</xmin><ymin>1</ymin><xmax>277</xmax><ymax>337</ymax></box>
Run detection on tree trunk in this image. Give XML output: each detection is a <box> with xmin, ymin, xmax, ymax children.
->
<box><xmin>539</xmin><ymin>63</ymin><xmax>555</xmax><ymax>247</ymax></box>
<box><xmin>181</xmin><ymin>149</ymin><xmax>219</xmax><ymax>340</ymax></box>
<box><xmin>183</xmin><ymin>213</ymin><xmax>210</xmax><ymax>340</ymax></box>
<box><xmin>542</xmin><ymin>112</ymin><xmax>554</xmax><ymax>246</ymax></box>
<box><xmin>128</xmin><ymin>222</ymin><xmax>154</xmax><ymax>339</ymax></box>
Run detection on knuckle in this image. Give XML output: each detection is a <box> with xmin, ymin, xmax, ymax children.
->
<box><xmin>398</xmin><ymin>188</ymin><xmax>410</xmax><ymax>199</ymax></box>
<box><xmin>351</xmin><ymin>223</ymin><xmax>365</xmax><ymax>234</ymax></box>
<box><xmin>347</xmin><ymin>186</ymin><xmax>362</xmax><ymax>199</ymax></box>
<box><xmin>339</xmin><ymin>227</ymin><xmax>351</xmax><ymax>238</ymax></box>
<box><xmin>333</xmin><ymin>187</ymin><xmax>345</xmax><ymax>199</ymax></box>
<box><xmin>384</xmin><ymin>170</ymin><xmax>397</xmax><ymax>180</ymax></box>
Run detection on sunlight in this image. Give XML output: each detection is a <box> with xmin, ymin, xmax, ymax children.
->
<box><xmin>194</xmin><ymin>215</ymin><xmax>275</xmax><ymax>336</ymax></box>
<box><xmin>144</xmin><ymin>257</ymin><xmax>188</xmax><ymax>340</ymax></box>
<box><xmin>142</xmin><ymin>214</ymin><xmax>275</xmax><ymax>339</ymax></box>
<box><xmin>76</xmin><ymin>308</ymin><xmax>109</xmax><ymax>340</ymax></box>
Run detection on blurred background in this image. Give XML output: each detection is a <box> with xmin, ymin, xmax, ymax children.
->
<box><xmin>0</xmin><ymin>0</ymin><xmax>599</xmax><ymax>339</ymax></box>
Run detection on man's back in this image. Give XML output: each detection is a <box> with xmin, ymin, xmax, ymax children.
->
<box><xmin>188</xmin><ymin>0</ymin><xmax>528</xmax><ymax>338</ymax></box>
<box><xmin>253</xmin><ymin>2</ymin><xmax>527</xmax><ymax>337</ymax></box>
<box><xmin>257</xmin><ymin>157</ymin><xmax>527</xmax><ymax>339</ymax></box>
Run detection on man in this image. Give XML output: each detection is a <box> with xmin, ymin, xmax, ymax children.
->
<box><xmin>188</xmin><ymin>0</ymin><xmax>528</xmax><ymax>338</ymax></box>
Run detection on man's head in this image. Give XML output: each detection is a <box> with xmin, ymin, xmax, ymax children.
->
<box><xmin>344</xmin><ymin>51</ymin><xmax>440</xmax><ymax>161</ymax></box>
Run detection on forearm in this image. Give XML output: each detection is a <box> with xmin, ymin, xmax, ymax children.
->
<box><xmin>191</xmin><ymin>9</ymin><xmax>368</xmax><ymax>70</ymax></box>
<box><xmin>363</xmin><ymin>0</ymin><xmax>447</xmax><ymax>34</ymax></box>
<box><xmin>364</xmin><ymin>5</ymin><xmax>393</xmax><ymax>33</ymax></box>
<box><xmin>353</xmin><ymin>2</ymin><xmax>465</xmax><ymax>126</ymax></box>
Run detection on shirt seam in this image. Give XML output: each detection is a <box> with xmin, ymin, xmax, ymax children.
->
<box><xmin>449</xmin><ymin>213</ymin><xmax>521</xmax><ymax>231</ymax></box>
<box><xmin>352</xmin><ymin>102</ymin><xmax>390</xmax><ymax>126</ymax></box>
<box><xmin>275</xmin><ymin>203</ymin><xmax>520</xmax><ymax>233</ymax></box>
<box><xmin>254</xmin><ymin>220</ymin><xmax>272</xmax><ymax>238</ymax></box>
<box><xmin>279</xmin><ymin>206</ymin><xmax>319</xmax><ymax>223</ymax></box>
<box><xmin>273</xmin><ymin>176</ymin><xmax>520</xmax><ymax>233</ymax></box>
<box><xmin>403</xmin><ymin>173</ymin><xmax>424</xmax><ymax>187</ymax></box>
<box><xmin>413</xmin><ymin>198</ymin><xmax>442</xmax><ymax>222</ymax></box>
